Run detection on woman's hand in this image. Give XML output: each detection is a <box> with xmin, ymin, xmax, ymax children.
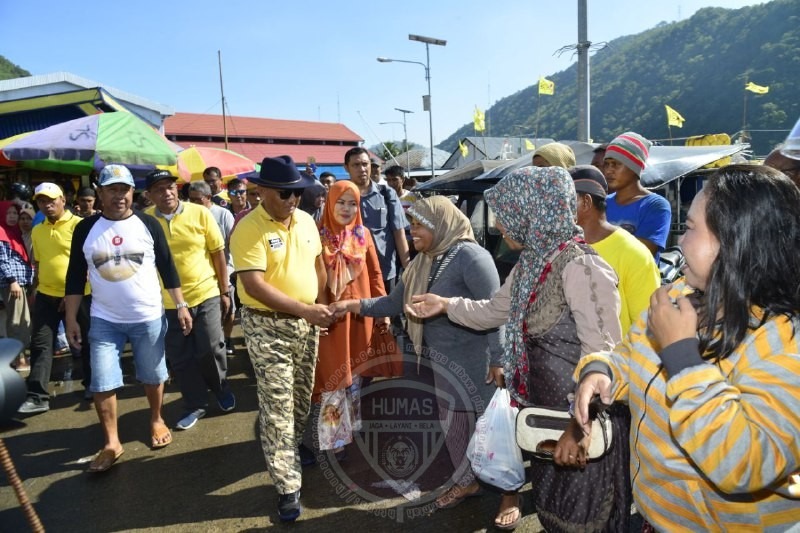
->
<box><xmin>647</xmin><ymin>285</ymin><xmax>697</xmax><ymax>349</ymax></box>
<box><xmin>574</xmin><ymin>372</ymin><xmax>612</xmax><ymax>436</ymax></box>
<box><xmin>329</xmin><ymin>300</ymin><xmax>354</xmax><ymax>321</ymax></box>
<box><xmin>405</xmin><ymin>293</ymin><xmax>447</xmax><ymax>319</ymax></box>
<box><xmin>485</xmin><ymin>366</ymin><xmax>505</xmax><ymax>388</ymax></box>
<box><xmin>376</xmin><ymin>316</ymin><xmax>390</xmax><ymax>334</ymax></box>
<box><xmin>554</xmin><ymin>418</ymin><xmax>589</xmax><ymax>468</ymax></box>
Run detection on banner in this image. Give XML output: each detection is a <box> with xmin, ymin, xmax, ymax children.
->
<box><xmin>665</xmin><ymin>105</ymin><xmax>685</xmax><ymax>128</ymax></box>
<box><xmin>745</xmin><ymin>81</ymin><xmax>769</xmax><ymax>94</ymax></box>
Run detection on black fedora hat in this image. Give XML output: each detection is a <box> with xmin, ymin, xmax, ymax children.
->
<box><xmin>252</xmin><ymin>155</ymin><xmax>316</xmax><ymax>189</ymax></box>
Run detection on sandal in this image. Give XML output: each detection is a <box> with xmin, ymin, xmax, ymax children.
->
<box><xmin>88</xmin><ymin>448</ymin><xmax>124</xmax><ymax>473</ymax></box>
<box><xmin>494</xmin><ymin>494</ymin><xmax>522</xmax><ymax>530</ymax></box>
<box><xmin>435</xmin><ymin>483</ymin><xmax>484</xmax><ymax>509</ymax></box>
<box><xmin>151</xmin><ymin>422</ymin><xmax>172</xmax><ymax>449</ymax></box>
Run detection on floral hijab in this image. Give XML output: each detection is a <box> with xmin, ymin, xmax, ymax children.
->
<box><xmin>402</xmin><ymin>196</ymin><xmax>475</xmax><ymax>355</ymax></box>
<box><xmin>319</xmin><ymin>180</ymin><xmax>368</xmax><ymax>300</ymax></box>
<box><xmin>483</xmin><ymin>166</ymin><xmax>582</xmax><ymax>404</ymax></box>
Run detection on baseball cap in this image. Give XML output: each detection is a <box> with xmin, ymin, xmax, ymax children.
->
<box><xmin>569</xmin><ymin>165</ymin><xmax>608</xmax><ymax>198</ymax></box>
<box><xmin>145</xmin><ymin>169</ymin><xmax>178</xmax><ymax>189</ymax></box>
<box><xmin>98</xmin><ymin>164</ymin><xmax>135</xmax><ymax>187</ymax></box>
<box><xmin>33</xmin><ymin>182</ymin><xmax>64</xmax><ymax>200</ymax></box>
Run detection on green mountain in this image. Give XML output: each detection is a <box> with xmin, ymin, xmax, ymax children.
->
<box><xmin>440</xmin><ymin>0</ymin><xmax>800</xmax><ymax>157</ymax></box>
<box><xmin>0</xmin><ymin>55</ymin><xmax>30</xmax><ymax>81</ymax></box>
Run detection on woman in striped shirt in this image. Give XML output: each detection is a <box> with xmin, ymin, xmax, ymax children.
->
<box><xmin>573</xmin><ymin>164</ymin><xmax>800</xmax><ymax>531</ymax></box>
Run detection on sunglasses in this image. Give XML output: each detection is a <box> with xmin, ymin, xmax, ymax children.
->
<box><xmin>228</xmin><ymin>189</ymin><xmax>246</xmax><ymax>197</ymax></box>
<box><xmin>277</xmin><ymin>188</ymin><xmax>304</xmax><ymax>200</ymax></box>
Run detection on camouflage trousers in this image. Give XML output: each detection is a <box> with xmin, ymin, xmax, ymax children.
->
<box><xmin>241</xmin><ymin>307</ymin><xmax>319</xmax><ymax>495</ymax></box>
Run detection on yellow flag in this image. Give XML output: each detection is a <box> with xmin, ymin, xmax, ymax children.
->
<box><xmin>524</xmin><ymin>139</ymin><xmax>535</xmax><ymax>151</ymax></box>
<box><xmin>459</xmin><ymin>140</ymin><xmax>468</xmax><ymax>157</ymax></box>
<box><xmin>665</xmin><ymin>105</ymin><xmax>685</xmax><ymax>128</ymax></box>
<box><xmin>745</xmin><ymin>81</ymin><xmax>769</xmax><ymax>94</ymax></box>
<box><xmin>473</xmin><ymin>107</ymin><xmax>485</xmax><ymax>132</ymax></box>
<box><xmin>538</xmin><ymin>77</ymin><xmax>554</xmax><ymax>95</ymax></box>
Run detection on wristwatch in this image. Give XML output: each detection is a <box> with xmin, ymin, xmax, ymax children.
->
<box><xmin>176</xmin><ymin>302</ymin><xmax>189</xmax><ymax>310</ymax></box>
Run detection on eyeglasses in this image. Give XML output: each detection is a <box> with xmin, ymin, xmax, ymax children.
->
<box><xmin>228</xmin><ymin>189</ymin><xmax>246</xmax><ymax>197</ymax></box>
<box><xmin>277</xmin><ymin>188</ymin><xmax>304</xmax><ymax>200</ymax></box>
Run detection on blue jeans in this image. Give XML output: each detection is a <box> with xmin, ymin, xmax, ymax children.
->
<box><xmin>88</xmin><ymin>315</ymin><xmax>168</xmax><ymax>393</ymax></box>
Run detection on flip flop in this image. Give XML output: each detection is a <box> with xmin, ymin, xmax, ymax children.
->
<box><xmin>151</xmin><ymin>422</ymin><xmax>172</xmax><ymax>449</ymax></box>
<box><xmin>435</xmin><ymin>485</ymin><xmax>484</xmax><ymax>509</ymax></box>
<box><xmin>87</xmin><ymin>448</ymin><xmax>124</xmax><ymax>473</ymax></box>
<box><xmin>494</xmin><ymin>494</ymin><xmax>522</xmax><ymax>530</ymax></box>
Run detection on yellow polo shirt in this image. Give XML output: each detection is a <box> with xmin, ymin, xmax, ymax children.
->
<box><xmin>146</xmin><ymin>202</ymin><xmax>225</xmax><ymax>308</ymax></box>
<box><xmin>230</xmin><ymin>205</ymin><xmax>321</xmax><ymax>310</ymax></box>
<box><xmin>32</xmin><ymin>210</ymin><xmax>88</xmax><ymax>297</ymax></box>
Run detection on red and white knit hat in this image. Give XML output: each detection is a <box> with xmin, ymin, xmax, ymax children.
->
<box><xmin>605</xmin><ymin>131</ymin><xmax>651</xmax><ymax>177</ymax></box>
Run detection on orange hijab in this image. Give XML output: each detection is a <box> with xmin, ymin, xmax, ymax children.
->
<box><xmin>319</xmin><ymin>181</ymin><xmax>369</xmax><ymax>300</ymax></box>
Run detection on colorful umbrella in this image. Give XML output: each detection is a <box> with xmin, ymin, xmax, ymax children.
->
<box><xmin>2</xmin><ymin>112</ymin><xmax>177</xmax><ymax>168</ymax></box>
<box><xmin>172</xmin><ymin>146</ymin><xmax>256</xmax><ymax>183</ymax></box>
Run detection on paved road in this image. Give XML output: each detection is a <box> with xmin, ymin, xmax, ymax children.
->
<box><xmin>1</xmin><ymin>337</ymin><xmax>543</xmax><ymax>532</ymax></box>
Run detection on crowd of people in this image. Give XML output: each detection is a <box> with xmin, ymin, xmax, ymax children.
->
<box><xmin>3</xmin><ymin>131</ymin><xmax>799</xmax><ymax>531</ymax></box>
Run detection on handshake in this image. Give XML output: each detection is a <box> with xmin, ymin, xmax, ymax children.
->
<box><xmin>302</xmin><ymin>300</ymin><xmax>357</xmax><ymax>328</ymax></box>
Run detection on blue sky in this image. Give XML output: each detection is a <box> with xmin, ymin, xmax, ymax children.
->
<box><xmin>1</xmin><ymin>0</ymin><xmax>765</xmax><ymax>148</ymax></box>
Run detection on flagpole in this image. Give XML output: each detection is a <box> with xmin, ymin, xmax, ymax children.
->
<box><xmin>535</xmin><ymin>90</ymin><xmax>541</xmax><ymax>141</ymax></box>
<box><xmin>218</xmin><ymin>50</ymin><xmax>228</xmax><ymax>150</ymax></box>
<box><xmin>742</xmin><ymin>80</ymin><xmax>749</xmax><ymax>142</ymax></box>
<box><xmin>668</xmin><ymin>125</ymin><xmax>673</xmax><ymax>145</ymax></box>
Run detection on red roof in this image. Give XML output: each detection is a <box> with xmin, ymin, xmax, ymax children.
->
<box><xmin>165</xmin><ymin>112</ymin><xmax>362</xmax><ymax>142</ymax></box>
<box><xmin>180</xmin><ymin>141</ymin><xmax>352</xmax><ymax>166</ymax></box>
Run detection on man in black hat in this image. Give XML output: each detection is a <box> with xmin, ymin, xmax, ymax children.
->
<box><xmin>570</xmin><ymin>165</ymin><xmax>660</xmax><ymax>335</ymax></box>
<box><xmin>145</xmin><ymin>169</ymin><xmax>236</xmax><ymax>432</ymax></box>
<box><xmin>230</xmin><ymin>155</ymin><xmax>333</xmax><ymax>522</ymax></box>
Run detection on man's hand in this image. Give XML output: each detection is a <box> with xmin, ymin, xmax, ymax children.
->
<box><xmin>303</xmin><ymin>303</ymin><xmax>334</xmax><ymax>328</ymax></box>
<box><xmin>406</xmin><ymin>293</ymin><xmax>447</xmax><ymax>319</ymax></box>
<box><xmin>8</xmin><ymin>281</ymin><xmax>22</xmax><ymax>300</ymax></box>
<box><xmin>647</xmin><ymin>285</ymin><xmax>697</xmax><ymax>350</ymax></box>
<box><xmin>220</xmin><ymin>293</ymin><xmax>231</xmax><ymax>317</ymax></box>
<box><xmin>574</xmin><ymin>372</ymin><xmax>612</xmax><ymax>436</ymax></box>
<box><xmin>65</xmin><ymin>318</ymin><xmax>82</xmax><ymax>350</ymax></box>
<box><xmin>485</xmin><ymin>366</ymin><xmax>505</xmax><ymax>388</ymax></box>
<box><xmin>177</xmin><ymin>307</ymin><xmax>193</xmax><ymax>336</ymax></box>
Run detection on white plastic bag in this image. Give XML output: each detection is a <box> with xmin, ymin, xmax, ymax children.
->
<box><xmin>466</xmin><ymin>388</ymin><xmax>525</xmax><ymax>491</ymax></box>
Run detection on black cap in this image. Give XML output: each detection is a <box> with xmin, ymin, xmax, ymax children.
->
<box><xmin>145</xmin><ymin>169</ymin><xmax>178</xmax><ymax>190</ymax></box>
<box><xmin>569</xmin><ymin>165</ymin><xmax>608</xmax><ymax>198</ymax></box>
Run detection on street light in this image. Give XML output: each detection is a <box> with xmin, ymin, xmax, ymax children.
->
<box><xmin>377</xmin><ymin>33</ymin><xmax>446</xmax><ymax>179</ymax></box>
<box><xmin>380</xmin><ymin>113</ymin><xmax>414</xmax><ymax>175</ymax></box>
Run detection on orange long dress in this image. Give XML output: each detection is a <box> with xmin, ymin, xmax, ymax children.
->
<box><xmin>313</xmin><ymin>229</ymin><xmax>386</xmax><ymax>400</ymax></box>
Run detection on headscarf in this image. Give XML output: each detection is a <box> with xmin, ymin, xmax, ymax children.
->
<box><xmin>483</xmin><ymin>166</ymin><xmax>582</xmax><ymax>404</ymax></box>
<box><xmin>300</xmin><ymin>180</ymin><xmax>327</xmax><ymax>222</ymax></box>
<box><xmin>402</xmin><ymin>196</ymin><xmax>475</xmax><ymax>355</ymax></box>
<box><xmin>533</xmin><ymin>142</ymin><xmax>576</xmax><ymax>169</ymax></box>
<box><xmin>0</xmin><ymin>201</ymin><xmax>29</xmax><ymax>263</ymax></box>
<box><xmin>319</xmin><ymin>181</ymin><xmax>368</xmax><ymax>300</ymax></box>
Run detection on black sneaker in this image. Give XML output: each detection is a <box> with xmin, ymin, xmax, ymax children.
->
<box><xmin>277</xmin><ymin>491</ymin><xmax>301</xmax><ymax>522</ymax></box>
<box><xmin>225</xmin><ymin>338</ymin><xmax>234</xmax><ymax>355</ymax></box>
<box><xmin>17</xmin><ymin>398</ymin><xmax>50</xmax><ymax>414</ymax></box>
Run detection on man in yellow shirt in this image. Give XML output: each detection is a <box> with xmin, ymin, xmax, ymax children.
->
<box><xmin>230</xmin><ymin>155</ymin><xmax>333</xmax><ymax>522</ymax></box>
<box><xmin>145</xmin><ymin>170</ymin><xmax>235</xmax><ymax>431</ymax></box>
<box><xmin>570</xmin><ymin>165</ymin><xmax>660</xmax><ymax>335</ymax></box>
<box><xmin>18</xmin><ymin>183</ymin><xmax>90</xmax><ymax>414</ymax></box>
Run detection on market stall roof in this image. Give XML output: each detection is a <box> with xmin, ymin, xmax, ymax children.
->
<box><xmin>0</xmin><ymin>87</ymin><xmax>134</xmax><ymax>139</ymax></box>
<box><xmin>417</xmin><ymin>143</ymin><xmax>749</xmax><ymax>194</ymax></box>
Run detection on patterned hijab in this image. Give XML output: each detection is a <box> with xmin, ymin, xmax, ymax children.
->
<box><xmin>483</xmin><ymin>166</ymin><xmax>582</xmax><ymax>404</ymax></box>
<box><xmin>319</xmin><ymin>181</ymin><xmax>368</xmax><ymax>300</ymax></box>
<box><xmin>402</xmin><ymin>196</ymin><xmax>475</xmax><ymax>355</ymax></box>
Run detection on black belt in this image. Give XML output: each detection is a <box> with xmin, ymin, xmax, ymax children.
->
<box><xmin>245</xmin><ymin>307</ymin><xmax>300</xmax><ymax>320</ymax></box>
